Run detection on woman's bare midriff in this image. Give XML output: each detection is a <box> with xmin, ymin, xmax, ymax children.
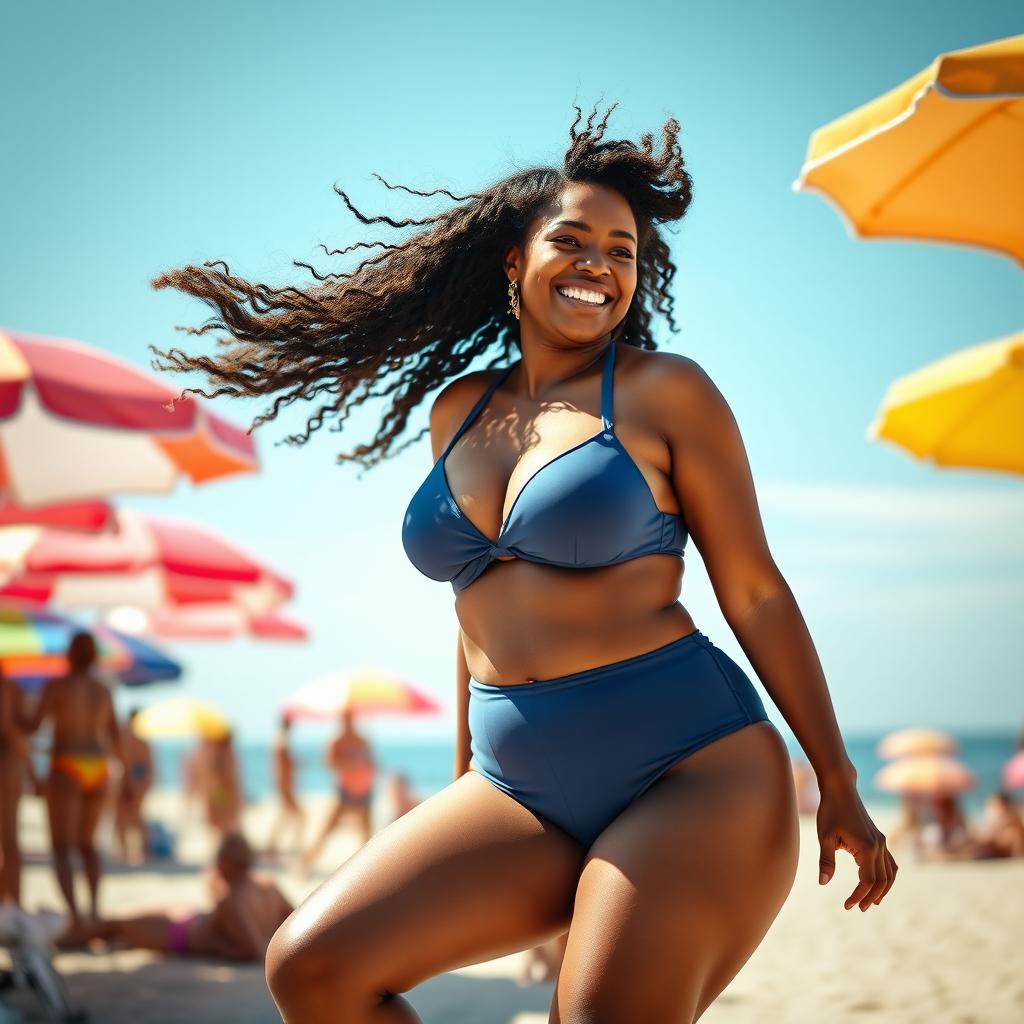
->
<box><xmin>456</xmin><ymin>552</ymin><xmax>698</xmax><ymax>686</ymax></box>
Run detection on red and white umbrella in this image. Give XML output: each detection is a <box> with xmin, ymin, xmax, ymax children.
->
<box><xmin>128</xmin><ymin>605</ymin><xmax>309</xmax><ymax>642</ymax></box>
<box><xmin>0</xmin><ymin>498</ymin><xmax>114</xmax><ymax>532</ymax></box>
<box><xmin>0</xmin><ymin>508</ymin><xmax>293</xmax><ymax>615</ymax></box>
<box><xmin>0</xmin><ymin>328</ymin><xmax>257</xmax><ymax>505</ymax></box>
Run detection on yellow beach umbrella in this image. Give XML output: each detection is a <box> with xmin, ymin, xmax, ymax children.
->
<box><xmin>134</xmin><ymin>695</ymin><xmax>231</xmax><ymax>740</ymax></box>
<box><xmin>793</xmin><ymin>34</ymin><xmax>1024</xmax><ymax>267</ymax></box>
<box><xmin>874</xmin><ymin>754</ymin><xmax>976</xmax><ymax>796</ymax></box>
<box><xmin>876</xmin><ymin>727</ymin><xmax>959</xmax><ymax>760</ymax></box>
<box><xmin>866</xmin><ymin>330</ymin><xmax>1024</xmax><ymax>473</ymax></box>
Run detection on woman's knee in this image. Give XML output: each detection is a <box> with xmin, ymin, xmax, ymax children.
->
<box><xmin>265</xmin><ymin>906</ymin><xmax>369</xmax><ymax>1011</ymax></box>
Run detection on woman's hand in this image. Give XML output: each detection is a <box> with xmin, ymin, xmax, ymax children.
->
<box><xmin>816</xmin><ymin>776</ymin><xmax>898</xmax><ymax>911</ymax></box>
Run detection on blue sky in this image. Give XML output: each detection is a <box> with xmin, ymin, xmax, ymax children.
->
<box><xmin>2</xmin><ymin>1</ymin><xmax>1021</xmax><ymax>742</ymax></box>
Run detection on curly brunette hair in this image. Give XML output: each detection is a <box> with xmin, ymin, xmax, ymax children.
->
<box><xmin>149</xmin><ymin>102</ymin><xmax>694</xmax><ymax>471</ymax></box>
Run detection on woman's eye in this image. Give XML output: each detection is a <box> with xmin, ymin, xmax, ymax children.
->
<box><xmin>613</xmin><ymin>249</ymin><xmax>634</xmax><ymax>259</ymax></box>
<box><xmin>554</xmin><ymin>236</ymin><xmax>579</xmax><ymax>246</ymax></box>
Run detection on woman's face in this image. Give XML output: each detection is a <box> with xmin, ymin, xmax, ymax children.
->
<box><xmin>508</xmin><ymin>181</ymin><xmax>639</xmax><ymax>345</ymax></box>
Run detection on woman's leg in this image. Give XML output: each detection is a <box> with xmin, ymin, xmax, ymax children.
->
<box><xmin>0</xmin><ymin>758</ymin><xmax>22</xmax><ymax>905</ymax></box>
<box><xmin>552</xmin><ymin>721</ymin><xmax>800</xmax><ymax>1024</ymax></box>
<box><xmin>45</xmin><ymin>768</ymin><xmax>81</xmax><ymax>923</ymax></box>
<box><xmin>77</xmin><ymin>789</ymin><xmax>107</xmax><ymax>919</ymax></box>
<box><xmin>266</xmin><ymin>769</ymin><xmax>587</xmax><ymax>1024</ymax></box>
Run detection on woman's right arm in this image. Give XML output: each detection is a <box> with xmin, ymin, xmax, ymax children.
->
<box><xmin>453</xmin><ymin>627</ymin><xmax>472</xmax><ymax>782</ymax></box>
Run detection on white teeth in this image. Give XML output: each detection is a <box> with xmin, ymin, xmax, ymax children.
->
<box><xmin>557</xmin><ymin>286</ymin><xmax>607</xmax><ymax>306</ymax></box>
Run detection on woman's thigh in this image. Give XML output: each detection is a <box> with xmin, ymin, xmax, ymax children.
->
<box><xmin>269</xmin><ymin>768</ymin><xmax>586</xmax><ymax>999</ymax></box>
<box><xmin>553</xmin><ymin>721</ymin><xmax>799</xmax><ymax>1024</ymax></box>
<box><xmin>45</xmin><ymin>771</ymin><xmax>79</xmax><ymax>848</ymax></box>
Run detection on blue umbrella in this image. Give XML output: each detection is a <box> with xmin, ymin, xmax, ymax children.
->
<box><xmin>0</xmin><ymin>603</ymin><xmax>182</xmax><ymax>692</ymax></box>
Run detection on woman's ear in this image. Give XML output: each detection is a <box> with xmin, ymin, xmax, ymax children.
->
<box><xmin>503</xmin><ymin>245</ymin><xmax>520</xmax><ymax>283</ymax></box>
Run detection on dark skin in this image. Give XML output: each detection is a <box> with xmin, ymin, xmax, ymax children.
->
<box><xmin>267</xmin><ymin>181</ymin><xmax>896</xmax><ymax>1023</ymax></box>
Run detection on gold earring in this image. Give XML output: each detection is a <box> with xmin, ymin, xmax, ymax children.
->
<box><xmin>507</xmin><ymin>280</ymin><xmax>521</xmax><ymax>320</ymax></box>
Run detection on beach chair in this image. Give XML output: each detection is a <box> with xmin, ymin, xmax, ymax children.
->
<box><xmin>0</xmin><ymin>908</ymin><xmax>88</xmax><ymax>1023</ymax></box>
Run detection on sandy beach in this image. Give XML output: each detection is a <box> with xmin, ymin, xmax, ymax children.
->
<box><xmin>0</xmin><ymin>789</ymin><xmax>1020</xmax><ymax>1023</ymax></box>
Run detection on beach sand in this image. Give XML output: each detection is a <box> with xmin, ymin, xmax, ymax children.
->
<box><xmin>2</xmin><ymin>788</ymin><xmax>1022</xmax><ymax>1023</ymax></box>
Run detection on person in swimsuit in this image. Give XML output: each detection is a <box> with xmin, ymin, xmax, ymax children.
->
<box><xmin>113</xmin><ymin>707</ymin><xmax>154</xmax><ymax>865</ymax></box>
<box><xmin>21</xmin><ymin>631</ymin><xmax>130</xmax><ymax>930</ymax></box>
<box><xmin>263</xmin><ymin>712</ymin><xmax>305</xmax><ymax>864</ymax></box>
<box><xmin>297</xmin><ymin>708</ymin><xmax>375</xmax><ymax>877</ymax></box>
<box><xmin>58</xmin><ymin>832</ymin><xmax>293</xmax><ymax>962</ymax></box>
<box><xmin>199</xmin><ymin>730</ymin><xmax>242</xmax><ymax>840</ymax></box>
<box><xmin>151</xmin><ymin>102</ymin><xmax>897</xmax><ymax>1023</ymax></box>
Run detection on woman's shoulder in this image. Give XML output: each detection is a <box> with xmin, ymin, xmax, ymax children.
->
<box><xmin>620</xmin><ymin>344</ymin><xmax>722</xmax><ymax>415</ymax></box>
<box><xmin>428</xmin><ymin>365</ymin><xmax>508</xmax><ymax>453</ymax></box>
<box><xmin>431</xmin><ymin>365</ymin><xmax>507</xmax><ymax>417</ymax></box>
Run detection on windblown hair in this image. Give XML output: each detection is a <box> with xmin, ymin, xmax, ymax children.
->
<box><xmin>150</xmin><ymin>102</ymin><xmax>694</xmax><ymax>470</ymax></box>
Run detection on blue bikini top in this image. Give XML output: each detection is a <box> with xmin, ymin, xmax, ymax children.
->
<box><xmin>402</xmin><ymin>342</ymin><xmax>688</xmax><ymax>593</ymax></box>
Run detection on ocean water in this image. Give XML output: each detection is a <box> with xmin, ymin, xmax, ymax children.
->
<box><xmin>151</xmin><ymin>731</ymin><xmax>1021</xmax><ymax>818</ymax></box>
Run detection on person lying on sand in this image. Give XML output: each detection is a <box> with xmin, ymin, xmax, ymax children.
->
<box><xmin>58</xmin><ymin>832</ymin><xmax>292</xmax><ymax>962</ymax></box>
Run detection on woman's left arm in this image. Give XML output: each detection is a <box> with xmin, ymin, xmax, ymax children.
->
<box><xmin>651</xmin><ymin>353</ymin><xmax>897</xmax><ymax>910</ymax></box>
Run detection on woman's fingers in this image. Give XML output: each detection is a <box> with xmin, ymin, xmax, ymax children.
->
<box><xmin>859</xmin><ymin>841</ymin><xmax>888</xmax><ymax>910</ymax></box>
<box><xmin>842</xmin><ymin>840</ymin><xmax>873</xmax><ymax>909</ymax></box>
<box><xmin>875</xmin><ymin>848</ymin><xmax>899</xmax><ymax>905</ymax></box>
<box><xmin>843</xmin><ymin>832</ymin><xmax>895</xmax><ymax>911</ymax></box>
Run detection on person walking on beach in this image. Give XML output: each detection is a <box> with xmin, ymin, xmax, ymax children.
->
<box><xmin>297</xmin><ymin>708</ymin><xmax>375</xmax><ymax>876</ymax></box>
<box><xmin>22</xmin><ymin>631</ymin><xmax>130</xmax><ymax>928</ymax></box>
<box><xmin>113</xmin><ymin>708</ymin><xmax>154</xmax><ymax>865</ymax></box>
<box><xmin>153</xmin><ymin>102</ymin><xmax>897</xmax><ymax>1023</ymax></box>
<box><xmin>0</xmin><ymin>663</ymin><xmax>39</xmax><ymax>907</ymax></box>
<box><xmin>199</xmin><ymin>731</ymin><xmax>243</xmax><ymax>840</ymax></box>
<box><xmin>264</xmin><ymin>713</ymin><xmax>305</xmax><ymax>863</ymax></box>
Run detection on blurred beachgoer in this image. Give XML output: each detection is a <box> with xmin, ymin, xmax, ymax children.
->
<box><xmin>200</xmin><ymin>731</ymin><xmax>243</xmax><ymax>840</ymax></box>
<box><xmin>383</xmin><ymin>771</ymin><xmax>421</xmax><ymax>826</ymax></box>
<box><xmin>179</xmin><ymin>741</ymin><xmax>202</xmax><ymax>830</ymax></box>
<box><xmin>888</xmin><ymin>794</ymin><xmax>928</xmax><ymax>851</ymax></box>
<box><xmin>971</xmin><ymin>790</ymin><xmax>1024</xmax><ymax>860</ymax></box>
<box><xmin>59</xmin><ymin>831</ymin><xmax>292</xmax><ymax>962</ymax></box>
<box><xmin>790</xmin><ymin>756</ymin><xmax>819</xmax><ymax>815</ymax></box>
<box><xmin>113</xmin><ymin>708</ymin><xmax>154</xmax><ymax>865</ymax></box>
<box><xmin>264</xmin><ymin>713</ymin><xmax>305</xmax><ymax>863</ymax></box>
<box><xmin>297</xmin><ymin>709</ymin><xmax>375</xmax><ymax>876</ymax></box>
<box><xmin>21</xmin><ymin>631</ymin><xmax>130</xmax><ymax>926</ymax></box>
<box><xmin>0</xmin><ymin>664</ymin><xmax>40</xmax><ymax>907</ymax></box>
<box><xmin>917</xmin><ymin>792</ymin><xmax>973</xmax><ymax>861</ymax></box>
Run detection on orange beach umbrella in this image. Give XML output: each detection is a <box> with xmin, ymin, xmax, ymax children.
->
<box><xmin>876</xmin><ymin>727</ymin><xmax>959</xmax><ymax>760</ymax></box>
<box><xmin>792</xmin><ymin>34</ymin><xmax>1024</xmax><ymax>267</ymax></box>
<box><xmin>874</xmin><ymin>754</ymin><xmax>976</xmax><ymax>796</ymax></box>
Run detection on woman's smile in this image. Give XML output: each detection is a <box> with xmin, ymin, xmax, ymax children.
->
<box><xmin>554</xmin><ymin>280</ymin><xmax>614</xmax><ymax>313</ymax></box>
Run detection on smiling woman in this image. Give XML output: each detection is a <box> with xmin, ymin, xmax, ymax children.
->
<box><xmin>151</xmin><ymin>101</ymin><xmax>895</xmax><ymax>1024</ymax></box>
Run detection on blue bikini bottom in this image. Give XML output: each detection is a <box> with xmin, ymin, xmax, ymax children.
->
<box><xmin>468</xmin><ymin>629</ymin><xmax>771</xmax><ymax>849</ymax></box>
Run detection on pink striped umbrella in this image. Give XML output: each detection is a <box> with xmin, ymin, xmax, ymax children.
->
<box><xmin>0</xmin><ymin>328</ymin><xmax>257</xmax><ymax>505</ymax></box>
<box><xmin>0</xmin><ymin>508</ymin><xmax>293</xmax><ymax>615</ymax></box>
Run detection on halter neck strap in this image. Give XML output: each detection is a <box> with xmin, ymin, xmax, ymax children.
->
<box><xmin>601</xmin><ymin>342</ymin><xmax>616</xmax><ymax>432</ymax></box>
<box><xmin>442</xmin><ymin>362</ymin><xmax>517</xmax><ymax>457</ymax></box>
